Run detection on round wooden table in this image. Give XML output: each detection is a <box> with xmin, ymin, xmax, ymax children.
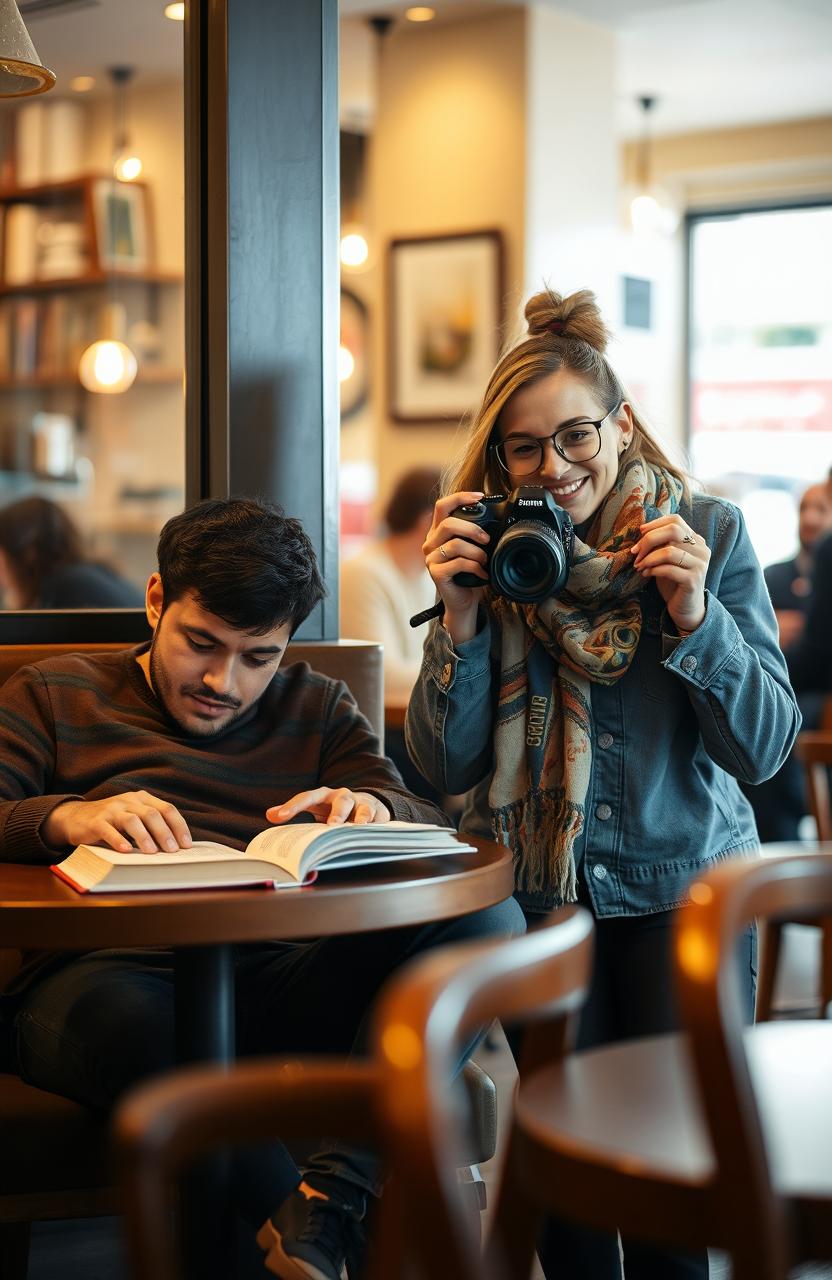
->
<box><xmin>1</xmin><ymin>838</ymin><xmax>513</xmax><ymax>1279</ymax></box>
<box><xmin>0</xmin><ymin>837</ymin><xmax>514</xmax><ymax>1061</ymax></box>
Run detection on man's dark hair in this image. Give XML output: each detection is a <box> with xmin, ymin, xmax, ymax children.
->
<box><xmin>383</xmin><ymin>467</ymin><xmax>441</xmax><ymax>535</ymax></box>
<box><xmin>156</xmin><ymin>497</ymin><xmax>325</xmax><ymax>634</ymax></box>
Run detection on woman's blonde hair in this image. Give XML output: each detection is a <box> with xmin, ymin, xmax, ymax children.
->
<box><xmin>443</xmin><ymin>286</ymin><xmax>690</xmax><ymax>502</ymax></box>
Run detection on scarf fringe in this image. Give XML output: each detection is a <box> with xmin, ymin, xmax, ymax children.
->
<box><xmin>492</xmin><ymin>791</ymin><xmax>582</xmax><ymax>903</ymax></box>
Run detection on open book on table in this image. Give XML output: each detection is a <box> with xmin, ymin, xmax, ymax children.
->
<box><xmin>51</xmin><ymin>821</ymin><xmax>477</xmax><ymax>894</ymax></box>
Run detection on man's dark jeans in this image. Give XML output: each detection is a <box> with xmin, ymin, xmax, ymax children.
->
<box><xmin>5</xmin><ymin>896</ymin><xmax>524</xmax><ymax>1222</ymax></box>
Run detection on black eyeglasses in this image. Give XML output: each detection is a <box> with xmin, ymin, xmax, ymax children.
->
<box><xmin>491</xmin><ymin>403</ymin><xmax>621</xmax><ymax>477</ymax></box>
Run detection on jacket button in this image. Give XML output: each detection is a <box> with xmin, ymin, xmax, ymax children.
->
<box><xmin>592</xmin><ymin>863</ymin><xmax>608</xmax><ymax>881</ymax></box>
<box><xmin>596</xmin><ymin>803</ymin><xmax>612</xmax><ymax>821</ymax></box>
<box><xmin>597</xmin><ymin>732</ymin><xmax>614</xmax><ymax>749</ymax></box>
<box><xmin>681</xmin><ymin>655</ymin><xmax>697</xmax><ymax>674</ymax></box>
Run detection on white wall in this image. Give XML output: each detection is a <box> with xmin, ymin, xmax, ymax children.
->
<box><xmin>524</xmin><ymin>8</ymin><xmax>619</xmax><ymax>327</ymax></box>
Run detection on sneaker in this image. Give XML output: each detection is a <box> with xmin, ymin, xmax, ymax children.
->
<box><xmin>257</xmin><ymin>1180</ymin><xmax>366</xmax><ymax>1280</ymax></box>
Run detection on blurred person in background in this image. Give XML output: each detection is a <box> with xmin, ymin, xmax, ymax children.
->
<box><xmin>341</xmin><ymin>466</ymin><xmax>440</xmax><ymax>702</ymax></box>
<box><xmin>0</xmin><ymin>496</ymin><xmax>142</xmax><ymax>610</ymax></box>
<box><xmin>764</xmin><ymin>480</ymin><xmax>832</xmax><ymax>649</ymax></box>
<box><xmin>341</xmin><ymin>467</ymin><xmax>441</xmax><ymax>801</ymax></box>
<box><xmin>742</xmin><ymin>478</ymin><xmax>832</xmax><ymax>841</ymax></box>
<box><xmin>785</xmin><ymin>465</ymin><xmax>832</xmax><ymax>698</ymax></box>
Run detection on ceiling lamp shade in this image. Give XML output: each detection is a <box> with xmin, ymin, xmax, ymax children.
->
<box><xmin>0</xmin><ymin>0</ymin><xmax>55</xmax><ymax>96</ymax></box>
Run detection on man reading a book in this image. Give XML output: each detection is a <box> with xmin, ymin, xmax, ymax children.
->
<box><xmin>0</xmin><ymin>496</ymin><xmax>523</xmax><ymax>1280</ymax></box>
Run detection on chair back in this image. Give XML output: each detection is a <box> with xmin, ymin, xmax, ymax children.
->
<box><xmin>117</xmin><ymin>1060</ymin><xmax>381</xmax><ymax>1280</ymax></box>
<box><xmin>116</xmin><ymin>908</ymin><xmax>591</xmax><ymax>1280</ymax></box>
<box><xmin>796</xmin><ymin>730</ymin><xmax>832</xmax><ymax>841</ymax></box>
<box><xmin>370</xmin><ymin>905</ymin><xmax>594</xmax><ymax>1280</ymax></box>
<box><xmin>675</xmin><ymin>853</ymin><xmax>832</xmax><ymax>1278</ymax></box>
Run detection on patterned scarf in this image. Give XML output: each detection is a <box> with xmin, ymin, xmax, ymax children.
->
<box><xmin>489</xmin><ymin>459</ymin><xmax>684</xmax><ymax>902</ymax></box>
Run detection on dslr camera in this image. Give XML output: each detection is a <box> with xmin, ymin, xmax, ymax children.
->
<box><xmin>451</xmin><ymin>485</ymin><xmax>574</xmax><ymax>603</ymax></box>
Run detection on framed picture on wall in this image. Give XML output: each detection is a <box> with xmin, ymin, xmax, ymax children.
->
<box><xmin>92</xmin><ymin>179</ymin><xmax>149</xmax><ymax>271</ymax></box>
<box><xmin>388</xmin><ymin>229</ymin><xmax>504</xmax><ymax>423</ymax></box>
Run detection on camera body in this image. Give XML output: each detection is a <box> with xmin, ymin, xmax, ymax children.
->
<box><xmin>451</xmin><ymin>485</ymin><xmax>574</xmax><ymax>603</ymax></box>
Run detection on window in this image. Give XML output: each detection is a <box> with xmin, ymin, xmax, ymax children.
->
<box><xmin>688</xmin><ymin>204</ymin><xmax>832</xmax><ymax>569</ymax></box>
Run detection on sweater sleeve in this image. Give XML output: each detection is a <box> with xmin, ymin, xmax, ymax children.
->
<box><xmin>0</xmin><ymin>667</ymin><xmax>82</xmax><ymax>864</ymax></box>
<box><xmin>318</xmin><ymin>679</ymin><xmax>449</xmax><ymax>825</ymax></box>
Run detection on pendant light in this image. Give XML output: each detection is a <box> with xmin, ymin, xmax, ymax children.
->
<box><xmin>111</xmin><ymin>65</ymin><xmax>143</xmax><ymax>183</ymax></box>
<box><xmin>0</xmin><ymin>0</ymin><xmax>55</xmax><ymax>97</ymax></box>
<box><xmin>78</xmin><ymin>69</ymin><xmax>140</xmax><ymax>394</ymax></box>
<box><xmin>630</xmin><ymin>96</ymin><xmax>679</xmax><ymax>238</ymax></box>
<box><xmin>78</xmin><ymin>303</ymin><xmax>138</xmax><ymax>394</ymax></box>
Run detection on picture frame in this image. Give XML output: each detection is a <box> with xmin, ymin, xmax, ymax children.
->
<box><xmin>91</xmin><ymin>178</ymin><xmax>149</xmax><ymax>272</ymax></box>
<box><xmin>388</xmin><ymin>229</ymin><xmax>504</xmax><ymax>423</ymax></box>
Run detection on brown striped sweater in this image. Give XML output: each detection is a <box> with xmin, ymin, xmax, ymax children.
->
<box><xmin>0</xmin><ymin>645</ymin><xmax>446</xmax><ymax>1000</ymax></box>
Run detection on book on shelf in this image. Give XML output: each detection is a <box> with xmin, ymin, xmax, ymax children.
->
<box><xmin>12</xmin><ymin>297</ymin><xmax>39</xmax><ymax>377</ymax></box>
<box><xmin>51</xmin><ymin>820</ymin><xmax>477</xmax><ymax>894</ymax></box>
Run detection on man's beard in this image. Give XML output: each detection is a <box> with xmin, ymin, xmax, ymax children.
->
<box><xmin>148</xmin><ymin>629</ymin><xmax>244</xmax><ymax>738</ymax></box>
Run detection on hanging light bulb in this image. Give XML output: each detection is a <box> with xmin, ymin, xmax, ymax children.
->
<box><xmin>79</xmin><ymin>340</ymin><xmax>138</xmax><ymax>394</ymax></box>
<box><xmin>114</xmin><ymin>152</ymin><xmax>142</xmax><ymax>182</ymax></box>
<box><xmin>629</xmin><ymin>96</ymin><xmax>679</xmax><ymax>238</ymax></box>
<box><xmin>110</xmin><ymin>66</ymin><xmax>143</xmax><ymax>183</ymax></box>
<box><xmin>78</xmin><ymin>303</ymin><xmax>138</xmax><ymax>394</ymax></box>
<box><xmin>340</xmin><ymin>227</ymin><xmax>369</xmax><ymax>270</ymax></box>
<box><xmin>0</xmin><ymin>0</ymin><xmax>55</xmax><ymax>96</ymax></box>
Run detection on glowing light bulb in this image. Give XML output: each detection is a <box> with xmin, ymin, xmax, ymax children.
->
<box><xmin>338</xmin><ymin>345</ymin><xmax>355</xmax><ymax>383</ymax></box>
<box><xmin>405</xmin><ymin>6</ymin><xmax>436</xmax><ymax>21</ymax></box>
<box><xmin>78</xmin><ymin>340</ymin><xmax>138</xmax><ymax>394</ymax></box>
<box><xmin>69</xmin><ymin>76</ymin><xmax>95</xmax><ymax>93</ymax></box>
<box><xmin>630</xmin><ymin>190</ymin><xmax>679</xmax><ymax>237</ymax></box>
<box><xmin>340</xmin><ymin>232</ymin><xmax>369</xmax><ymax>269</ymax></box>
<box><xmin>164</xmin><ymin>2</ymin><xmax>185</xmax><ymax>19</ymax></box>
<box><xmin>114</xmin><ymin>153</ymin><xmax>143</xmax><ymax>182</ymax></box>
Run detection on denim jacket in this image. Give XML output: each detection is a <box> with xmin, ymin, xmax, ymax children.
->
<box><xmin>406</xmin><ymin>494</ymin><xmax>801</xmax><ymax>916</ymax></box>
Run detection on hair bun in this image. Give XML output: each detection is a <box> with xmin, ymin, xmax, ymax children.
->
<box><xmin>525</xmin><ymin>287</ymin><xmax>612</xmax><ymax>354</ymax></box>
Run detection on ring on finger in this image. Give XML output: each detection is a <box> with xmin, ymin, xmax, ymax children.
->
<box><xmin>682</xmin><ymin>533</ymin><xmax>695</xmax><ymax>544</ymax></box>
<box><xmin>439</xmin><ymin>545</ymin><xmax>449</xmax><ymax>560</ymax></box>
<box><xmin>677</xmin><ymin>551</ymin><xmax>687</xmax><ymax>568</ymax></box>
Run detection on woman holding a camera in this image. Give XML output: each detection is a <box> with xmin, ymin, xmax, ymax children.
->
<box><xmin>405</xmin><ymin>287</ymin><xmax>800</xmax><ymax>1280</ymax></box>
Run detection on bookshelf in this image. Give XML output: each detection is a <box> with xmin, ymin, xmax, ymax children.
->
<box><xmin>0</xmin><ymin>174</ymin><xmax>184</xmax><ymax>501</ymax></box>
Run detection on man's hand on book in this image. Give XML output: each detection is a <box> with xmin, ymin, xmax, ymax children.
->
<box><xmin>267</xmin><ymin>787</ymin><xmax>392</xmax><ymax>827</ymax></box>
<box><xmin>42</xmin><ymin>792</ymin><xmax>193</xmax><ymax>854</ymax></box>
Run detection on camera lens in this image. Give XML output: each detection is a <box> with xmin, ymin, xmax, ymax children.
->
<box><xmin>491</xmin><ymin>521</ymin><xmax>569</xmax><ymax>602</ymax></box>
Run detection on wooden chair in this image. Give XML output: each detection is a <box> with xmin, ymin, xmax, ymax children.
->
<box><xmin>0</xmin><ymin>637</ymin><xmax>407</xmax><ymax>1279</ymax></box>
<box><xmin>755</xmin><ymin>728</ymin><xmax>832</xmax><ymax>1020</ymax></box>
<box><xmin>113</xmin><ymin>905</ymin><xmax>591</xmax><ymax>1280</ymax></box>
<box><xmin>480</xmin><ymin>854</ymin><xmax>832</xmax><ymax>1280</ymax></box>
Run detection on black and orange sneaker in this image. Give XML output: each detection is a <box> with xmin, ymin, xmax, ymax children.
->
<box><xmin>257</xmin><ymin>1178</ymin><xmax>366</xmax><ymax>1280</ymax></box>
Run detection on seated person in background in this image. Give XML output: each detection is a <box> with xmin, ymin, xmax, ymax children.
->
<box><xmin>743</xmin><ymin>473</ymin><xmax>832</xmax><ymax>840</ymax></box>
<box><xmin>764</xmin><ymin>480</ymin><xmax>832</xmax><ymax>649</ymax></box>
<box><xmin>0</xmin><ymin>495</ymin><xmax>142</xmax><ymax>608</ymax></box>
<box><xmin>340</xmin><ymin>466</ymin><xmax>440</xmax><ymax>703</ymax></box>
<box><xmin>0</xmin><ymin>495</ymin><xmax>522</xmax><ymax>1280</ymax></box>
<box><xmin>786</xmin><ymin>465</ymin><xmax>832</xmax><ymax>698</ymax></box>
<box><xmin>341</xmin><ymin>467</ymin><xmax>441</xmax><ymax>802</ymax></box>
